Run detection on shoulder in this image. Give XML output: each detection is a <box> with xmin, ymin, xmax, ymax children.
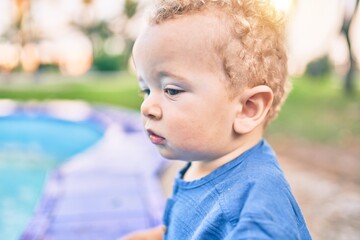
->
<box><xmin>216</xmin><ymin>141</ymin><xmax>289</xmax><ymax>200</ymax></box>
<box><xmin>215</xmin><ymin>153</ymin><xmax>298</xmax><ymax>224</ymax></box>
<box><xmin>215</xmin><ymin>169</ymin><xmax>307</xmax><ymax>238</ymax></box>
<box><xmin>217</xmin><ymin>163</ymin><xmax>291</xmax><ymax>211</ymax></box>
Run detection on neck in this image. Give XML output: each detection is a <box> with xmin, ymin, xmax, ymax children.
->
<box><xmin>183</xmin><ymin>128</ymin><xmax>263</xmax><ymax>181</ymax></box>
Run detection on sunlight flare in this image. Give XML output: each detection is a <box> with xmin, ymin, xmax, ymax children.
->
<box><xmin>271</xmin><ymin>0</ymin><xmax>293</xmax><ymax>14</ymax></box>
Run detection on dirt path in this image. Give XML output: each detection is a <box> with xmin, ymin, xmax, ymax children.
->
<box><xmin>274</xmin><ymin>139</ymin><xmax>360</xmax><ymax>240</ymax></box>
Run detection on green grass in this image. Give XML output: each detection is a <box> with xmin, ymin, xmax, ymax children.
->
<box><xmin>0</xmin><ymin>72</ymin><xmax>143</xmax><ymax>110</ymax></box>
<box><xmin>1</xmin><ymin>72</ymin><xmax>359</xmax><ymax>146</ymax></box>
<box><xmin>267</xmin><ymin>74</ymin><xmax>360</xmax><ymax>146</ymax></box>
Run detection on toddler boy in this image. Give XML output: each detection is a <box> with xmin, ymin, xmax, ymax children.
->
<box><xmin>126</xmin><ymin>0</ymin><xmax>312</xmax><ymax>239</ymax></box>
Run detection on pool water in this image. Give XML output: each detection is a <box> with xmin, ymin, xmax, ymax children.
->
<box><xmin>0</xmin><ymin>112</ymin><xmax>104</xmax><ymax>240</ymax></box>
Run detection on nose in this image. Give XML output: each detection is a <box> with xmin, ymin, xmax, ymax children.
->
<box><xmin>140</xmin><ymin>95</ymin><xmax>162</xmax><ymax>120</ymax></box>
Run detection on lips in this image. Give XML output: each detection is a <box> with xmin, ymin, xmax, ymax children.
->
<box><xmin>147</xmin><ymin>129</ymin><xmax>165</xmax><ymax>145</ymax></box>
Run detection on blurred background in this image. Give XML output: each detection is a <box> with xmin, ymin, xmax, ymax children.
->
<box><xmin>0</xmin><ymin>0</ymin><xmax>359</xmax><ymax>239</ymax></box>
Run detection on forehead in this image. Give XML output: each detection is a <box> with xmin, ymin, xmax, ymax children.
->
<box><xmin>133</xmin><ymin>11</ymin><xmax>225</xmax><ymax>69</ymax></box>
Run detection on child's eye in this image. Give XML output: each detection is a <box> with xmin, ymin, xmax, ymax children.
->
<box><xmin>139</xmin><ymin>89</ymin><xmax>150</xmax><ymax>97</ymax></box>
<box><xmin>164</xmin><ymin>88</ymin><xmax>184</xmax><ymax>96</ymax></box>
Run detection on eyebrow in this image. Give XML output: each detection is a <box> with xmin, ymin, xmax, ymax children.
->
<box><xmin>136</xmin><ymin>70</ymin><xmax>190</xmax><ymax>86</ymax></box>
<box><xmin>158</xmin><ymin>71</ymin><xmax>189</xmax><ymax>83</ymax></box>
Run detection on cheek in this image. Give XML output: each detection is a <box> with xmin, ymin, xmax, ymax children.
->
<box><xmin>165</xmin><ymin>98</ymin><xmax>234</xmax><ymax>143</ymax></box>
<box><xmin>168</xmin><ymin>113</ymin><xmax>220</xmax><ymax>147</ymax></box>
<box><xmin>166</xmin><ymin>113</ymin><xmax>200</xmax><ymax>137</ymax></box>
<box><xmin>169</xmin><ymin>122</ymin><xmax>228</xmax><ymax>160</ymax></box>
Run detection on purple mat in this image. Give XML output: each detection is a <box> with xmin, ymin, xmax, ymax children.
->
<box><xmin>21</xmin><ymin>106</ymin><xmax>168</xmax><ymax>239</ymax></box>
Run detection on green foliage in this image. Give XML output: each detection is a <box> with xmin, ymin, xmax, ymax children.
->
<box><xmin>92</xmin><ymin>54</ymin><xmax>128</xmax><ymax>72</ymax></box>
<box><xmin>38</xmin><ymin>64</ymin><xmax>59</xmax><ymax>73</ymax></box>
<box><xmin>267</xmin><ymin>74</ymin><xmax>360</xmax><ymax>146</ymax></box>
<box><xmin>305</xmin><ymin>56</ymin><xmax>332</xmax><ymax>77</ymax></box>
<box><xmin>77</xmin><ymin>21</ymin><xmax>113</xmax><ymax>41</ymax></box>
<box><xmin>124</xmin><ymin>0</ymin><xmax>138</xmax><ymax>18</ymax></box>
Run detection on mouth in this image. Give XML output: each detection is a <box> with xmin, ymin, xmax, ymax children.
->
<box><xmin>146</xmin><ymin>129</ymin><xmax>166</xmax><ymax>145</ymax></box>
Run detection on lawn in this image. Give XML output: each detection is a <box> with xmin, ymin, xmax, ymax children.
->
<box><xmin>0</xmin><ymin>72</ymin><xmax>142</xmax><ymax>110</ymax></box>
<box><xmin>267</xmin><ymin>74</ymin><xmax>360</xmax><ymax>147</ymax></box>
<box><xmin>1</xmin><ymin>72</ymin><xmax>359</xmax><ymax>147</ymax></box>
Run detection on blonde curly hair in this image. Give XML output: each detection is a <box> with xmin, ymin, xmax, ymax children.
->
<box><xmin>149</xmin><ymin>0</ymin><xmax>290</xmax><ymax>124</ymax></box>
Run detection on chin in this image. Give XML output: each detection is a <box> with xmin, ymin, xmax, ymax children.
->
<box><xmin>159</xmin><ymin>151</ymin><xmax>178</xmax><ymax>160</ymax></box>
<box><xmin>157</xmin><ymin>148</ymin><xmax>181</xmax><ymax>160</ymax></box>
<box><xmin>159</xmin><ymin>152</ymin><xmax>195</xmax><ymax>163</ymax></box>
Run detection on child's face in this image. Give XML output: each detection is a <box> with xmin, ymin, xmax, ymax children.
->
<box><xmin>132</xmin><ymin>13</ymin><xmax>240</xmax><ymax>162</ymax></box>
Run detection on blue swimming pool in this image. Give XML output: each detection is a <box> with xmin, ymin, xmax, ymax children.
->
<box><xmin>0</xmin><ymin>103</ymin><xmax>105</xmax><ymax>240</ymax></box>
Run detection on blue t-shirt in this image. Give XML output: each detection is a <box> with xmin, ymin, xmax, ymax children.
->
<box><xmin>163</xmin><ymin>139</ymin><xmax>312</xmax><ymax>239</ymax></box>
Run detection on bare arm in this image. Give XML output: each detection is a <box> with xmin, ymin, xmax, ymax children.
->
<box><xmin>120</xmin><ymin>225</ymin><xmax>165</xmax><ymax>240</ymax></box>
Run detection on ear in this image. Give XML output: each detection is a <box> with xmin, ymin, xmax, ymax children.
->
<box><xmin>233</xmin><ymin>85</ymin><xmax>273</xmax><ymax>134</ymax></box>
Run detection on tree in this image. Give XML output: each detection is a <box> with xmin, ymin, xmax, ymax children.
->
<box><xmin>73</xmin><ymin>0</ymin><xmax>140</xmax><ymax>71</ymax></box>
<box><xmin>0</xmin><ymin>0</ymin><xmax>43</xmax><ymax>73</ymax></box>
<box><xmin>341</xmin><ymin>0</ymin><xmax>359</xmax><ymax>94</ymax></box>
